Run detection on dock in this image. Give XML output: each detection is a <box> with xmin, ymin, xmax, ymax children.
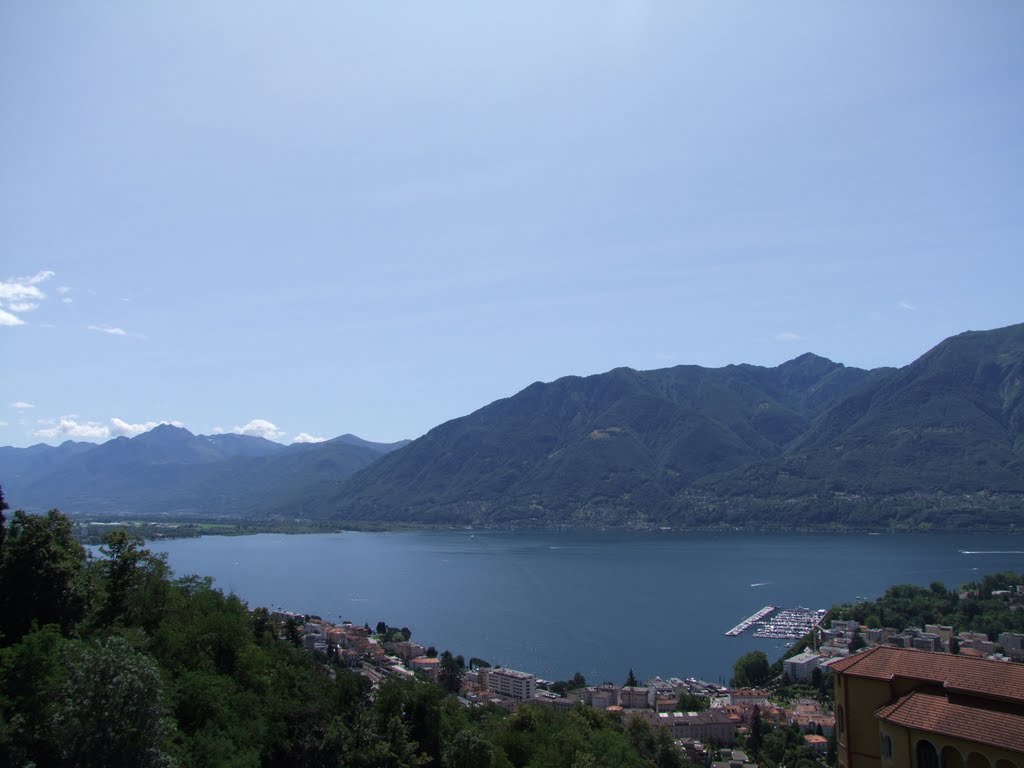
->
<box><xmin>725</xmin><ymin>605</ymin><xmax>777</xmax><ymax>637</ymax></box>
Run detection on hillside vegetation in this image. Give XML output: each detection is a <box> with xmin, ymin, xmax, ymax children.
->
<box><xmin>0</xmin><ymin>499</ymin><xmax>676</xmax><ymax>768</ymax></box>
<box><xmin>331</xmin><ymin>324</ymin><xmax>1024</xmax><ymax>529</ymax></box>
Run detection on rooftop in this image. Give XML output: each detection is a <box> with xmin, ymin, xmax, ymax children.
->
<box><xmin>876</xmin><ymin>691</ymin><xmax>1024</xmax><ymax>754</ymax></box>
<box><xmin>829</xmin><ymin>646</ymin><xmax>1024</xmax><ymax>704</ymax></box>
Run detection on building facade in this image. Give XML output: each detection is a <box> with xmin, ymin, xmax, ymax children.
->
<box><xmin>831</xmin><ymin>647</ymin><xmax>1024</xmax><ymax>768</ymax></box>
<box><xmin>484</xmin><ymin>667</ymin><xmax>537</xmax><ymax>701</ymax></box>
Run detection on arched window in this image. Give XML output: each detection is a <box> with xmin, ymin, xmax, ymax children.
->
<box><xmin>916</xmin><ymin>740</ymin><xmax>939</xmax><ymax>768</ymax></box>
<box><xmin>880</xmin><ymin>733</ymin><xmax>893</xmax><ymax>760</ymax></box>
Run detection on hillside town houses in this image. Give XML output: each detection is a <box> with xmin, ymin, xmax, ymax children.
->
<box><xmin>271</xmin><ymin>583</ymin><xmax>1024</xmax><ymax>754</ymax></box>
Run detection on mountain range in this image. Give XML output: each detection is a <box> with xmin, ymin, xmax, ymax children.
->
<box><xmin>0</xmin><ymin>429</ymin><xmax>408</xmax><ymax>517</ymax></box>
<box><xmin>2</xmin><ymin>323</ymin><xmax>1023</xmax><ymax>530</ymax></box>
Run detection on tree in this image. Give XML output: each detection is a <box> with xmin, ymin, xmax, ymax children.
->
<box><xmin>625</xmin><ymin>668</ymin><xmax>639</xmax><ymax>687</ymax></box>
<box><xmin>52</xmin><ymin>636</ymin><xmax>174</xmax><ymax>767</ymax></box>
<box><xmin>444</xmin><ymin>729</ymin><xmax>494</xmax><ymax>768</ymax></box>
<box><xmin>732</xmin><ymin>651</ymin><xmax>771</xmax><ymax>688</ymax></box>
<box><xmin>949</xmin><ymin>636</ymin><xmax>960</xmax><ymax>655</ymax></box>
<box><xmin>440</xmin><ymin>651</ymin><xmax>463</xmax><ymax>693</ymax></box>
<box><xmin>0</xmin><ymin>486</ymin><xmax>8</xmax><ymax>560</ymax></box>
<box><xmin>748</xmin><ymin>705</ymin><xmax>763</xmax><ymax>758</ymax></box>
<box><xmin>0</xmin><ymin>510</ymin><xmax>90</xmax><ymax>644</ymax></box>
<box><xmin>97</xmin><ymin>529</ymin><xmax>171</xmax><ymax>629</ymax></box>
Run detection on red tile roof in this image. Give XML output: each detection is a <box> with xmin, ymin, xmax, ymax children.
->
<box><xmin>830</xmin><ymin>646</ymin><xmax>1024</xmax><ymax>704</ymax></box>
<box><xmin>876</xmin><ymin>691</ymin><xmax>1024</xmax><ymax>754</ymax></box>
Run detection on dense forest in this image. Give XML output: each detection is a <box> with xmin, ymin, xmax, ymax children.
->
<box><xmin>0</xmin><ymin>495</ymin><xmax>681</xmax><ymax>767</ymax></box>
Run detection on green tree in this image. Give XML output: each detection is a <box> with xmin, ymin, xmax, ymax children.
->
<box><xmin>625</xmin><ymin>668</ymin><xmax>639</xmax><ymax>687</ymax></box>
<box><xmin>440</xmin><ymin>650</ymin><xmax>463</xmax><ymax>694</ymax></box>
<box><xmin>53</xmin><ymin>636</ymin><xmax>175</xmax><ymax>767</ymax></box>
<box><xmin>443</xmin><ymin>729</ymin><xmax>494</xmax><ymax>768</ymax></box>
<box><xmin>0</xmin><ymin>486</ymin><xmax>8</xmax><ymax>560</ymax></box>
<box><xmin>748</xmin><ymin>705</ymin><xmax>763</xmax><ymax>758</ymax></box>
<box><xmin>732</xmin><ymin>650</ymin><xmax>771</xmax><ymax>688</ymax></box>
<box><xmin>0</xmin><ymin>510</ymin><xmax>90</xmax><ymax>644</ymax></box>
<box><xmin>97</xmin><ymin>529</ymin><xmax>171</xmax><ymax>630</ymax></box>
<box><xmin>0</xmin><ymin>625</ymin><xmax>67</xmax><ymax>766</ymax></box>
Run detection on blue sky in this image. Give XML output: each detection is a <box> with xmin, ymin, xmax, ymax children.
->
<box><xmin>2</xmin><ymin>2</ymin><xmax>1022</xmax><ymax>447</ymax></box>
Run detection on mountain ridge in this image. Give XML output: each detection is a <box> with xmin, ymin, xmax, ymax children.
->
<box><xmin>3</xmin><ymin>323</ymin><xmax>1022</xmax><ymax>529</ymax></box>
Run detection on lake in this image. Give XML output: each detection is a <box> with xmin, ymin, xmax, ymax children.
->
<box><xmin>147</xmin><ymin>530</ymin><xmax>1024</xmax><ymax>685</ymax></box>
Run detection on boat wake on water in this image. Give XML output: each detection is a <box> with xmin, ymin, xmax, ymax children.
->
<box><xmin>959</xmin><ymin>550</ymin><xmax>1024</xmax><ymax>555</ymax></box>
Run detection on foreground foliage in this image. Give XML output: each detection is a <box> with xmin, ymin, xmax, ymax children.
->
<box><xmin>0</xmin><ymin>504</ymin><xmax>676</xmax><ymax>767</ymax></box>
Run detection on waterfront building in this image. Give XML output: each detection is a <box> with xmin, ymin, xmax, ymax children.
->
<box><xmin>831</xmin><ymin>646</ymin><xmax>1024</xmax><ymax>768</ymax></box>
<box><xmin>484</xmin><ymin>667</ymin><xmax>537</xmax><ymax>701</ymax></box>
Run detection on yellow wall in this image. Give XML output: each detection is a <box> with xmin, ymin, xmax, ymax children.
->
<box><xmin>835</xmin><ymin>669</ymin><xmax>1023</xmax><ymax>768</ymax></box>
<box><xmin>881</xmin><ymin>723</ymin><xmax>1022</xmax><ymax>768</ymax></box>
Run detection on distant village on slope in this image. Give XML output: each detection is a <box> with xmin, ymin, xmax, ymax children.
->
<box><xmin>272</xmin><ymin>580</ymin><xmax>1024</xmax><ymax>765</ymax></box>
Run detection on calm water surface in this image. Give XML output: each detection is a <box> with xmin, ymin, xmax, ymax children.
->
<box><xmin>147</xmin><ymin>530</ymin><xmax>1024</xmax><ymax>684</ymax></box>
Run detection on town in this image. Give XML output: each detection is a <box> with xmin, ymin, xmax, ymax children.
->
<box><xmin>270</xmin><ymin>580</ymin><xmax>1024</xmax><ymax>765</ymax></box>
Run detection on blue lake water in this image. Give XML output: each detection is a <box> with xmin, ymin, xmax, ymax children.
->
<box><xmin>147</xmin><ymin>530</ymin><xmax>1024</xmax><ymax>685</ymax></box>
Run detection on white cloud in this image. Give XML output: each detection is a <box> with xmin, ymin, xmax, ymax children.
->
<box><xmin>62</xmin><ymin>297</ymin><xmax>73</xmax><ymax>304</ymax></box>
<box><xmin>293</xmin><ymin>432</ymin><xmax>327</xmax><ymax>444</ymax></box>
<box><xmin>232</xmin><ymin>419</ymin><xmax>285</xmax><ymax>440</ymax></box>
<box><xmin>110</xmin><ymin>417</ymin><xmax>183</xmax><ymax>437</ymax></box>
<box><xmin>898</xmin><ymin>300</ymin><xmax>917</xmax><ymax>311</ymax></box>
<box><xmin>10</xmin><ymin>401</ymin><xmax>34</xmax><ymax>409</ymax></box>
<box><xmin>210</xmin><ymin>426</ymin><xmax>226</xmax><ymax>434</ymax></box>
<box><xmin>88</xmin><ymin>324</ymin><xmax>128</xmax><ymax>336</ymax></box>
<box><xmin>0</xmin><ymin>421</ymin><xmax>8</xmax><ymax>427</ymax></box>
<box><xmin>0</xmin><ymin>270</ymin><xmax>54</xmax><ymax>325</ymax></box>
<box><xmin>35</xmin><ymin>416</ymin><xmax>111</xmax><ymax>442</ymax></box>
<box><xmin>57</xmin><ymin>286</ymin><xmax>72</xmax><ymax>294</ymax></box>
<box><xmin>0</xmin><ymin>308</ymin><xmax>25</xmax><ymax>326</ymax></box>
<box><xmin>773</xmin><ymin>332</ymin><xmax>803</xmax><ymax>342</ymax></box>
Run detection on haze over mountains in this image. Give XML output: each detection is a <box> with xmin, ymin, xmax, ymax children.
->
<box><xmin>0</xmin><ymin>429</ymin><xmax>409</xmax><ymax>517</ymax></box>
<box><xmin>3</xmin><ymin>323</ymin><xmax>1023</xmax><ymax>529</ymax></box>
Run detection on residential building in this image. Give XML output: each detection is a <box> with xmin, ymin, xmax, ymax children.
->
<box><xmin>410</xmin><ymin>655</ymin><xmax>441</xmax><ymax>681</ymax></box>
<box><xmin>784</xmin><ymin>651</ymin><xmax>824</xmax><ymax>682</ymax></box>
<box><xmin>485</xmin><ymin>668</ymin><xmax>536</xmax><ymax>701</ymax></box>
<box><xmin>620</xmin><ymin>686</ymin><xmax>654</xmax><ymax>709</ymax></box>
<box><xmin>647</xmin><ymin>709</ymin><xmax>740</xmax><ymax>744</ymax></box>
<box><xmin>997</xmin><ymin>632</ymin><xmax>1024</xmax><ymax>662</ymax></box>
<box><xmin>911</xmin><ymin>634</ymin><xmax>942</xmax><ymax>652</ymax></box>
<box><xmin>831</xmin><ymin>646</ymin><xmax>1024</xmax><ymax>768</ymax></box>
<box><xmin>924</xmin><ymin>625</ymin><xmax>953</xmax><ymax>648</ymax></box>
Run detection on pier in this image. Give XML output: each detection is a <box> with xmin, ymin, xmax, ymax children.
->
<box><xmin>725</xmin><ymin>605</ymin><xmax>777</xmax><ymax>637</ymax></box>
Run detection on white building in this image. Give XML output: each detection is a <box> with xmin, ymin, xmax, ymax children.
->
<box><xmin>783</xmin><ymin>651</ymin><xmax>823</xmax><ymax>682</ymax></box>
<box><xmin>484</xmin><ymin>668</ymin><xmax>536</xmax><ymax>701</ymax></box>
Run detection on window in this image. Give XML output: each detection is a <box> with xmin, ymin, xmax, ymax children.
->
<box><xmin>838</xmin><ymin>706</ymin><xmax>845</xmax><ymax>735</ymax></box>
<box><xmin>881</xmin><ymin>733</ymin><xmax>893</xmax><ymax>760</ymax></box>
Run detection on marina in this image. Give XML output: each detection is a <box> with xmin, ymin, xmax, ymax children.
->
<box><xmin>725</xmin><ymin>605</ymin><xmax>777</xmax><ymax>637</ymax></box>
<box><xmin>753</xmin><ymin>608</ymin><xmax>827</xmax><ymax>639</ymax></box>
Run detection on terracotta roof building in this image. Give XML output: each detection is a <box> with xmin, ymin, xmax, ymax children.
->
<box><xmin>831</xmin><ymin>647</ymin><xmax>1024</xmax><ymax>768</ymax></box>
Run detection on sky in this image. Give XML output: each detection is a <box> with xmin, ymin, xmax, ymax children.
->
<box><xmin>2</xmin><ymin>2</ymin><xmax>1023</xmax><ymax>447</ymax></box>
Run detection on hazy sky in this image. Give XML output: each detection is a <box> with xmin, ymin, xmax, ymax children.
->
<box><xmin>2</xmin><ymin>2</ymin><xmax>1022</xmax><ymax>447</ymax></box>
